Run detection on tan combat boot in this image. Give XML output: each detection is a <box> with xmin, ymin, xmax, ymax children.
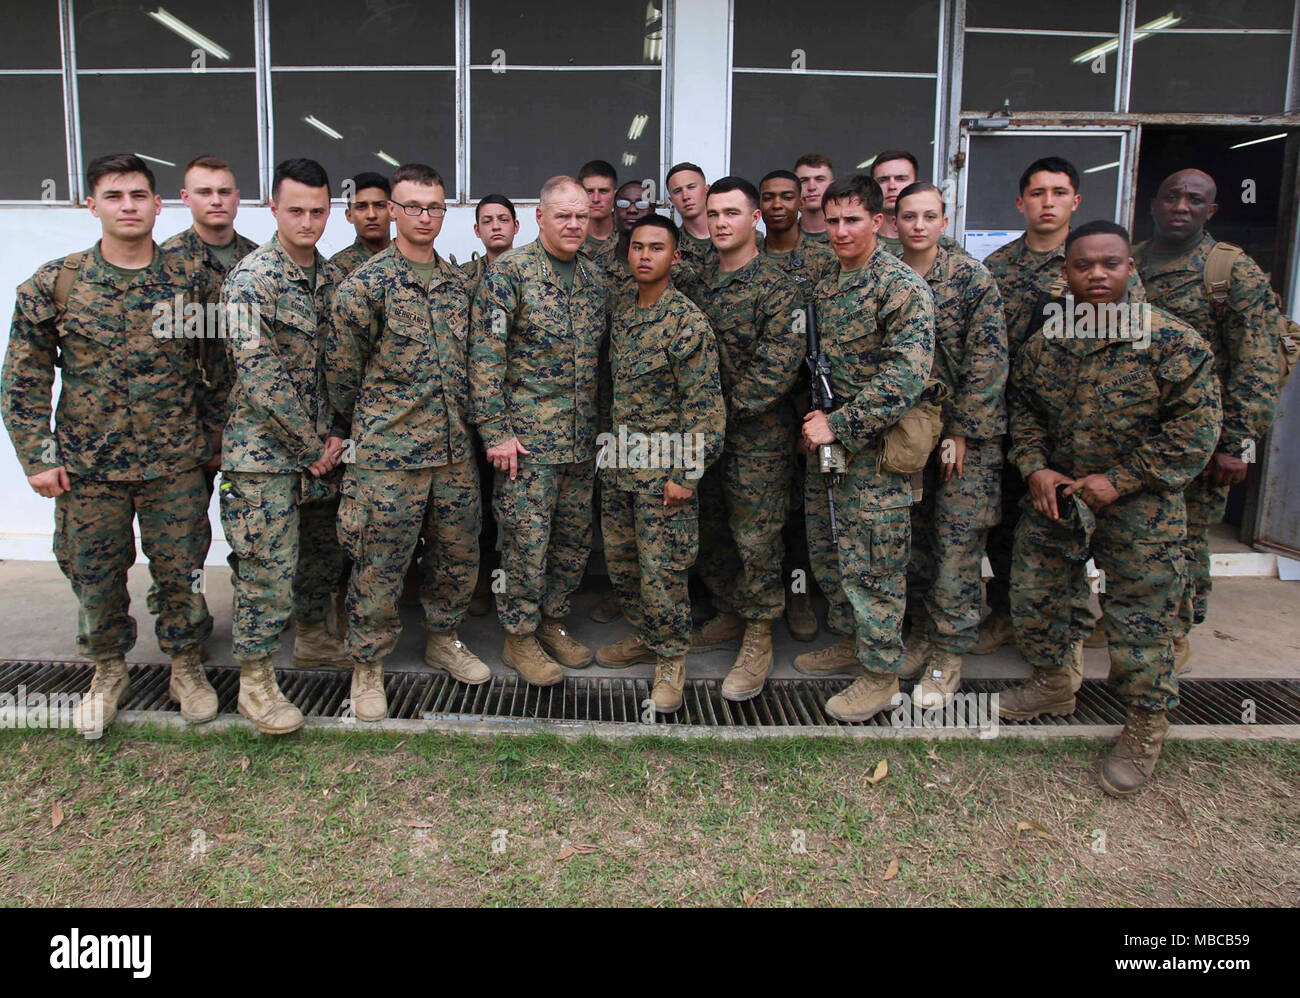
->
<box><xmin>1083</xmin><ymin>617</ymin><xmax>1107</xmax><ymax>648</ymax></box>
<box><xmin>537</xmin><ymin>617</ymin><xmax>593</xmax><ymax>668</ymax></box>
<box><xmin>292</xmin><ymin>619</ymin><xmax>351</xmax><ymax>668</ymax></box>
<box><xmin>350</xmin><ymin>660</ymin><xmax>387</xmax><ymax>721</ymax></box>
<box><xmin>75</xmin><ymin>657</ymin><xmax>131</xmax><ymax>736</ymax></box>
<box><xmin>1174</xmin><ymin>633</ymin><xmax>1191</xmax><ymax>675</ymax></box>
<box><xmin>899</xmin><ymin>635</ymin><xmax>933</xmax><ymax>681</ymax></box>
<box><xmin>916</xmin><ymin>651</ymin><xmax>963</xmax><ymax>709</ymax></box>
<box><xmin>721</xmin><ymin>620</ymin><xmax>773</xmax><ymax>702</ymax></box>
<box><xmin>168</xmin><ymin>646</ymin><xmax>218</xmax><ymax>724</ymax></box>
<box><xmin>237</xmin><ymin>656</ymin><xmax>304</xmax><ymax>735</ymax></box>
<box><xmin>970</xmin><ymin>611</ymin><xmax>1014</xmax><ymax>655</ymax></box>
<box><xmin>425</xmin><ymin>631</ymin><xmax>491</xmax><ymax>685</ymax></box>
<box><xmin>785</xmin><ymin>592</ymin><xmax>818</xmax><ymax>642</ymax></box>
<box><xmin>1067</xmin><ymin>638</ymin><xmax>1085</xmax><ymax>692</ymax></box>
<box><xmin>690</xmin><ymin>610</ymin><xmax>744</xmax><ymax>649</ymax></box>
<box><xmin>793</xmin><ymin>636</ymin><xmax>860</xmax><ymax>676</ymax></box>
<box><xmin>997</xmin><ymin>666</ymin><xmax>1077</xmax><ymax>721</ymax></box>
<box><xmin>596</xmin><ymin>633</ymin><xmax>656</xmax><ymax>669</ymax></box>
<box><xmin>503</xmin><ymin>633</ymin><xmax>564</xmax><ymax>687</ymax></box>
<box><xmin>825</xmin><ymin>670</ymin><xmax>899</xmax><ymax>723</ymax></box>
<box><xmin>651</xmin><ymin>654</ymin><xmax>687</xmax><ymax>713</ymax></box>
<box><xmin>1098</xmin><ymin>706</ymin><xmax>1171</xmax><ymax>797</ymax></box>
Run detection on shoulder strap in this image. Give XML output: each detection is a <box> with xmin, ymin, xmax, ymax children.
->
<box><xmin>53</xmin><ymin>251</ymin><xmax>87</xmax><ymax>314</ymax></box>
<box><xmin>1203</xmin><ymin>241</ymin><xmax>1244</xmax><ymax>314</ymax></box>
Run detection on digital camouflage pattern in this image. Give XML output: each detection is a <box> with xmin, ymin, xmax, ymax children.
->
<box><xmin>221</xmin><ymin>237</ymin><xmax>346</xmax><ymax>472</ymax></box>
<box><xmin>983</xmin><ymin>234</ymin><xmax>1068</xmax><ymax>358</ymax></box>
<box><xmin>220</xmin><ymin>471</ymin><xmax>344</xmax><ymax>659</ymax></box>
<box><xmin>1135</xmin><ymin>233</ymin><xmax>1285</xmax><ymax>629</ymax></box>
<box><xmin>330</xmin><ymin>238</ymin><xmax>382</xmax><ymax>278</ymax></box>
<box><xmin>54</xmin><ymin>470</ymin><xmax>212</xmax><ymax>661</ymax></box>
<box><xmin>801</xmin><ymin>228</ymin><xmax>829</xmax><ymax>244</ymax></box>
<box><xmin>582</xmin><ymin>231</ymin><xmax>619</xmax><ymax>272</ymax></box>
<box><xmin>805</xmin><ymin>247</ymin><xmax>934</xmax><ymax>673</ymax></box>
<box><xmin>327</xmin><ymin>246</ymin><xmax>475</xmax><ymax>470</ymax></box>
<box><xmin>757</xmin><ymin>230</ymin><xmax>838</xmax><ymax>289</ymax></box>
<box><xmin>694</xmin><ymin>254</ymin><xmax>803</xmax><ymax>621</ymax></box>
<box><xmin>469</xmin><ymin>238</ymin><xmax>608</xmax><ymax>462</ymax></box>
<box><xmin>337</xmin><ymin>461</ymin><xmax>480</xmax><ymax>664</ymax></box>
<box><xmin>1008</xmin><ymin>303</ymin><xmax>1222</xmax><ymax>710</ymax></box>
<box><xmin>459</xmin><ymin>253</ymin><xmax>490</xmax><ymax>294</ymax></box>
<box><xmin>678</xmin><ymin>228</ymin><xmax>717</xmax><ymax>275</ymax></box>
<box><xmin>3</xmin><ymin>242</ymin><xmax>223</xmax><ymax>480</ymax></box>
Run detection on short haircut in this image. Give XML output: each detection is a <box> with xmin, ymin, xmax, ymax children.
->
<box><xmin>578</xmin><ymin>159</ymin><xmax>618</xmax><ymax>185</ymax></box>
<box><xmin>707</xmin><ymin>175</ymin><xmax>760</xmax><ymax>211</ymax></box>
<box><xmin>629</xmin><ymin>214</ymin><xmax>679</xmax><ymax>247</ymax></box>
<box><xmin>184</xmin><ymin>155</ymin><xmax>234</xmax><ymax>182</ymax></box>
<box><xmin>1019</xmin><ymin>156</ymin><xmax>1080</xmax><ymax>195</ymax></box>
<box><xmin>665</xmin><ymin>161</ymin><xmax>706</xmax><ymax>187</ymax></box>
<box><xmin>272</xmin><ymin>157</ymin><xmax>329</xmax><ymax>200</ymax></box>
<box><xmin>617</xmin><ymin>179</ymin><xmax>648</xmax><ymax>198</ymax></box>
<box><xmin>86</xmin><ymin>153</ymin><xmax>155</xmax><ymax>196</ymax></box>
<box><xmin>540</xmin><ymin>174</ymin><xmax>585</xmax><ymax>204</ymax></box>
<box><xmin>871</xmin><ymin>150</ymin><xmax>920</xmax><ymax>178</ymax></box>
<box><xmin>795</xmin><ymin>153</ymin><xmax>833</xmax><ymax>172</ymax></box>
<box><xmin>1065</xmin><ymin>219</ymin><xmax>1130</xmax><ymax>254</ymax></box>
<box><xmin>390</xmin><ymin>163</ymin><xmax>445</xmax><ymax>192</ymax></box>
<box><xmin>894</xmin><ymin>181</ymin><xmax>946</xmax><ymax>216</ymax></box>
<box><xmin>476</xmin><ymin>194</ymin><xmax>517</xmax><ymax>222</ymax></box>
<box><xmin>822</xmin><ymin>174</ymin><xmax>884</xmax><ymax>215</ymax></box>
<box><xmin>760</xmin><ymin>169</ymin><xmax>801</xmax><ymax>190</ymax></box>
<box><xmin>349</xmin><ymin>171</ymin><xmax>391</xmax><ymax>202</ymax></box>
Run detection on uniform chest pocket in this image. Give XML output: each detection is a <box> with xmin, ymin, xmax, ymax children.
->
<box><xmin>57</xmin><ymin>311</ymin><xmax>119</xmax><ymax>381</ymax></box>
<box><xmin>620</xmin><ymin>348</ymin><xmax>671</xmax><ymax>382</ymax></box>
<box><xmin>1096</xmin><ymin>372</ymin><xmax>1158</xmax><ymax>414</ymax></box>
<box><xmin>831</xmin><ymin>319</ymin><xmax>881</xmax><ymax>372</ymax></box>
<box><xmin>381</xmin><ymin>319</ymin><xmax>432</xmax><ymax>384</ymax></box>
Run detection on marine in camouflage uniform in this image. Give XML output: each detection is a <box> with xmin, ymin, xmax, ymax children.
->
<box><xmin>598</xmin><ymin>285</ymin><xmax>725</xmax><ymax>686</ymax></box>
<box><xmin>469</xmin><ymin>237</ymin><xmax>608</xmax><ymax>645</ymax></box>
<box><xmin>330</xmin><ymin>237</ymin><xmax>383</xmax><ymax>278</ymax></box>
<box><xmin>328</xmin><ymin>245</ymin><xmax>484</xmax><ymax>675</ymax></box>
<box><xmin>2</xmin><ymin>239</ymin><xmax>219</xmax><ymax>727</ymax></box>
<box><xmin>1134</xmin><ymin>230</ymin><xmax>1282</xmax><ymax>636</ymax></box>
<box><xmin>907</xmin><ymin>245</ymin><xmax>1008</xmax><ymax>665</ymax></box>
<box><xmin>582</xmin><ymin>230</ymin><xmax>619</xmax><ymax>272</ymax></box>
<box><xmin>220</xmin><ymin>236</ymin><xmax>347</xmax><ymax>664</ymax></box>
<box><xmin>798</xmin><ymin>245</ymin><xmax>934</xmax><ymax>721</ymax></box>
<box><xmin>678</xmin><ymin>227</ymin><xmax>718</xmax><ymax>274</ymax></box>
<box><xmin>879</xmin><ymin>232</ymin><xmax>967</xmax><ymax>260</ymax></box>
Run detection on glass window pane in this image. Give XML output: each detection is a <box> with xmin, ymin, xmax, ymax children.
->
<box><xmin>273</xmin><ymin>71</ymin><xmax>455</xmax><ymax>199</ymax></box>
<box><xmin>729</xmin><ymin>75</ymin><xmax>937</xmax><ymax>187</ymax></box>
<box><xmin>733</xmin><ymin>0</ymin><xmax>938</xmax><ymax>73</ymax></box>
<box><xmin>470</xmin><ymin>0</ymin><xmax>663</xmax><ymax>66</ymax></box>
<box><xmin>1</xmin><ymin>3</ymin><xmax>61</xmax><ymax>69</ymax></box>
<box><xmin>962</xmin><ymin>34</ymin><xmax>1116</xmax><ymax>112</ymax></box>
<box><xmin>966</xmin><ymin>0</ymin><xmax>1122</xmax><ymax>32</ymax></box>
<box><xmin>76</xmin><ymin>1</ymin><xmax>254</xmax><ymax>69</ymax></box>
<box><xmin>78</xmin><ymin>74</ymin><xmax>258</xmax><ymax>198</ymax></box>
<box><xmin>964</xmin><ymin>134</ymin><xmax>1122</xmax><ymax>231</ymax></box>
<box><xmin>470</xmin><ymin>70</ymin><xmax>659</xmax><ymax>197</ymax></box>
<box><xmin>1136</xmin><ymin>0</ymin><xmax>1294</xmax><ymax>30</ymax></box>
<box><xmin>0</xmin><ymin>76</ymin><xmax>68</xmax><ymax>199</ymax></box>
<box><xmin>270</xmin><ymin>0</ymin><xmax>455</xmax><ymax>67</ymax></box>
<box><xmin>1130</xmin><ymin>34</ymin><xmax>1291</xmax><ymax>112</ymax></box>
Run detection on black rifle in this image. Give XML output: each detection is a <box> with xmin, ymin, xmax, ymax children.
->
<box><xmin>805</xmin><ymin>303</ymin><xmax>846</xmax><ymax>540</ymax></box>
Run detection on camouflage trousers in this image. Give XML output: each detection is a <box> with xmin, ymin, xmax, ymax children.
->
<box><xmin>697</xmin><ymin>449</ymin><xmax>791</xmax><ymax>621</ymax></box>
<box><xmin>54</xmin><ymin>470</ymin><xmax>213</xmax><ymax>661</ymax></box>
<box><xmin>602</xmin><ymin>487</ymin><xmax>699</xmax><ymax>656</ymax></box>
<box><xmin>493</xmin><ymin>459</ymin><xmax>595</xmax><ymax>634</ymax></box>
<box><xmin>337</xmin><ymin>462</ymin><xmax>481</xmax><ymax>665</ymax></box>
<box><xmin>220</xmin><ymin>471</ymin><xmax>344</xmax><ymax>660</ymax></box>
<box><xmin>1181</xmin><ymin>472</ymin><xmax>1229</xmax><ymax>632</ymax></box>
<box><xmin>1011</xmin><ymin>504</ymin><xmax>1185</xmax><ymax>711</ymax></box>
<box><xmin>806</xmin><ymin>471</ymin><xmax>910</xmax><ymax>674</ymax></box>
<box><xmin>908</xmin><ymin>437</ymin><xmax>1002</xmax><ymax>654</ymax></box>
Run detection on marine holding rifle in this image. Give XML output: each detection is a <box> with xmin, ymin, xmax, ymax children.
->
<box><xmin>794</xmin><ymin>174</ymin><xmax>936</xmax><ymax>724</ymax></box>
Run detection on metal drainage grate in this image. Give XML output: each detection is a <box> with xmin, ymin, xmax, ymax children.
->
<box><xmin>2</xmin><ymin>660</ymin><xmax>1298</xmax><ymax>728</ymax></box>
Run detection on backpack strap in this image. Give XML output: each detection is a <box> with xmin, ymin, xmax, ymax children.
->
<box><xmin>1203</xmin><ymin>241</ymin><xmax>1244</xmax><ymax>316</ymax></box>
<box><xmin>52</xmin><ymin>251</ymin><xmax>87</xmax><ymax>315</ymax></box>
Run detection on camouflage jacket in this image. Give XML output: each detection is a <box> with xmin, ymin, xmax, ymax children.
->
<box><xmin>694</xmin><ymin>254</ymin><xmax>804</xmax><ymax>455</ymax></box>
<box><xmin>983</xmin><ymin>234</ymin><xmax>1067</xmax><ymax>358</ymax></box>
<box><xmin>757</xmin><ymin>230</ymin><xmax>838</xmax><ymax>289</ymax></box>
<box><xmin>221</xmin><ymin>237</ymin><xmax>345</xmax><ymax>473</ymax></box>
<box><xmin>159</xmin><ymin>226</ymin><xmax>257</xmax><ymax>441</ymax></box>
<box><xmin>678</xmin><ymin>227</ymin><xmax>718</xmax><ymax>274</ymax></box>
<box><xmin>811</xmin><ymin>246</ymin><xmax>935</xmax><ymax>503</ymax></box>
<box><xmin>458</xmin><ymin>253</ymin><xmax>492</xmax><ymax>295</ymax></box>
<box><xmin>920</xmin><ymin>245</ymin><xmax>1008</xmax><ymax>440</ymax></box>
<box><xmin>602</xmin><ymin>249</ymin><xmax>703</xmax><ymax>312</ymax></box>
<box><xmin>2</xmin><ymin>241</ymin><xmax>220</xmax><ymax>481</ymax></box>
<box><xmin>327</xmin><ymin>246</ymin><xmax>474</xmax><ymax>470</ymax></box>
<box><xmin>604</xmin><ymin>286</ymin><xmax>726</xmax><ymax>493</ymax></box>
<box><xmin>1134</xmin><ymin>232</ymin><xmax>1282</xmax><ymax>456</ymax></box>
<box><xmin>469</xmin><ymin>238</ymin><xmax>609</xmax><ymax>463</ymax></box>
<box><xmin>582</xmin><ymin>230</ymin><xmax>619</xmax><ymax>272</ymax></box>
<box><xmin>330</xmin><ymin>239</ymin><xmax>383</xmax><ymax>278</ymax></box>
<box><xmin>1010</xmin><ymin>302</ymin><xmax>1222</xmax><ymax>541</ymax></box>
